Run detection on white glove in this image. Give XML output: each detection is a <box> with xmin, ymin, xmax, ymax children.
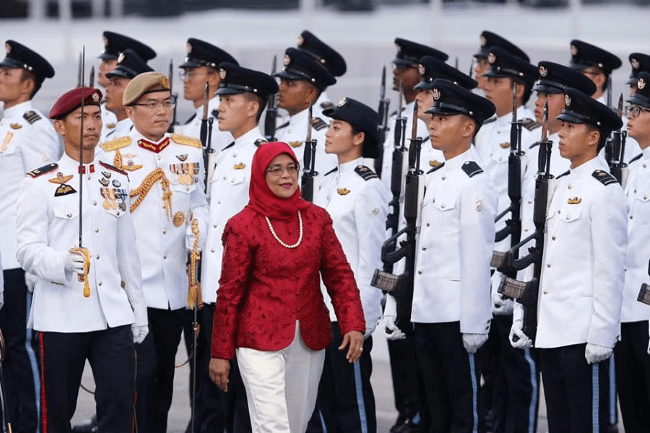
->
<box><xmin>492</xmin><ymin>291</ymin><xmax>514</xmax><ymax>316</ymax></box>
<box><xmin>65</xmin><ymin>251</ymin><xmax>86</xmax><ymax>275</ymax></box>
<box><xmin>25</xmin><ymin>273</ymin><xmax>38</xmax><ymax>293</ymax></box>
<box><xmin>509</xmin><ymin>319</ymin><xmax>533</xmax><ymax>349</ymax></box>
<box><xmin>585</xmin><ymin>342</ymin><xmax>613</xmax><ymax>364</ymax></box>
<box><xmin>383</xmin><ymin>315</ymin><xmax>406</xmax><ymax>341</ymax></box>
<box><xmin>462</xmin><ymin>333</ymin><xmax>488</xmax><ymax>354</ymax></box>
<box><xmin>132</xmin><ymin>325</ymin><xmax>149</xmax><ymax>344</ymax></box>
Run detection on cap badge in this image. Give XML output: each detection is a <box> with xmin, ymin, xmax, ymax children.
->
<box><xmin>161</xmin><ymin>75</ymin><xmax>170</xmax><ymax>89</ymax></box>
<box><xmin>418</xmin><ymin>64</ymin><xmax>425</xmax><ymax>75</ymax></box>
<box><xmin>632</xmin><ymin>58</ymin><xmax>640</xmax><ymax>70</ymax></box>
<box><xmin>638</xmin><ymin>77</ymin><xmax>646</xmax><ymax>90</ymax></box>
<box><xmin>187</xmin><ymin>42</ymin><xmax>192</xmax><ymax>54</ymax></box>
<box><xmin>297</xmin><ymin>35</ymin><xmax>304</xmax><ymax>46</ymax></box>
<box><xmin>488</xmin><ymin>52</ymin><xmax>496</xmax><ymax>64</ymax></box>
<box><xmin>564</xmin><ymin>94</ymin><xmax>571</xmax><ymax>107</ymax></box>
<box><xmin>571</xmin><ymin>45</ymin><xmax>578</xmax><ymax>56</ymax></box>
<box><xmin>117</xmin><ymin>52</ymin><xmax>125</xmax><ymax>64</ymax></box>
<box><xmin>433</xmin><ymin>88</ymin><xmax>441</xmax><ymax>101</ymax></box>
<box><xmin>284</xmin><ymin>54</ymin><xmax>291</xmax><ymax>66</ymax></box>
<box><xmin>219</xmin><ymin>68</ymin><xmax>227</xmax><ymax>80</ymax></box>
<box><xmin>480</xmin><ymin>35</ymin><xmax>487</xmax><ymax>47</ymax></box>
<box><xmin>5</xmin><ymin>43</ymin><xmax>10</xmax><ymax>54</ymax></box>
<box><xmin>337</xmin><ymin>97</ymin><xmax>348</xmax><ymax>107</ymax></box>
<box><xmin>92</xmin><ymin>92</ymin><xmax>100</xmax><ymax>102</ymax></box>
<box><xmin>539</xmin><ymin>66</ymin><xmax>548</xmax><ymax>77</ymax></box>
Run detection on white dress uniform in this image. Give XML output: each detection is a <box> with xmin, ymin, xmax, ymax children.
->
<box><xmin>314</xmin><ymin>157</ymin><xmax>388</xmax><ymax>333</ymax></box>
<box><xmin>275</xmin><ymin>107</ymin><xmax>337</xmax><ymax>178</ymax></box>
<box><xmin>102</xmin><ymin>117</ymin><xmax>133</xmax><ymax>142</ymax></box>
<box><xmin>175</xmin><ymin>97</ymin><xmax>234</xmax><ymax>154</ymax></box>
<box><xmin>16</xmin><ymin>153</ymin><xmax>146</xmax><ymax>332</ymax></box>
<box><xmin>201</xmin><ymin>127</ymin><xmax>265</xmax><ymax>304</ymax></box>
<box><xmin>312</xmin><ymin>91</ymin><xmax>335</xmax><ymax>120</ymax></box>
<box><xmin>0</xmin><ymin>100</ymin><xmax>62</xmax><ymax>270</ymax></box>
<box><xmin>412</xmin><ymin>146</ymin><xmax>496</xmax><ymax>332</ymax></box>
<box><xmin>535</xmin><ymin>157</ymin><xmax>627</xmax><ymax>349</ymax></box>
<box><xmin>100</xmin><ymin>101</ymin><xmax>118</xmax><ymax>142</ymax></box>
<box><xmin>98</xmin><ymin>131</ymin><xmax>208</xmax><ymax>310</ymax></box>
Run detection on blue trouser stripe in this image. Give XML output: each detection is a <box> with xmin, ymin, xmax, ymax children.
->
<box><xmin>353</xmin><ymin>360</ymin><xmax>368</xmax><ymax>433</ymax></box>
<box><xmin>524</xmin><ymin>348</ymin><xmax>538</xmax><ymax>433</ymax></box>
<box><xmin>592</xmin><ymin>362</ymin><xmax>600</xmax><ymax>433</ymax></box>
<box><xmin>469</xmin><ymin>353</ymin><xmax>478</xmax><ymax>433</ymax></box>
<box><xmin>609</xmin><ymin>355</ymin><xmax>616</xmax><ymax>425</ymax></box>
<box><xmin>25</xmin><ymin>291</ymin><xmax>41</xmax><ymax>433</ymax></box>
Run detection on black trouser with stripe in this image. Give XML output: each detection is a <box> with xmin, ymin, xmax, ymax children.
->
<box><xmin>40</xmin><ymin>325</ymin><xmax>134</xmax><ymax>433</ymax></box>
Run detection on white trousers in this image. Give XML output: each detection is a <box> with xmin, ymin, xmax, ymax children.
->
<box><xmin>236</xmin><ymin>321</ymin><xmax>326</xmax><ymax>433</ymax></box>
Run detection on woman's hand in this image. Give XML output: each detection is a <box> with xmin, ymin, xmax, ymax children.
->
<box><xmin>209</xmin><ymin>358</ymin><xmax>231</xmax><ymax>392</ymax></box>
<box><xmin>339</xmin><ymin>330</ymin><xmax>364</xmax><ymax>363</ymax></box>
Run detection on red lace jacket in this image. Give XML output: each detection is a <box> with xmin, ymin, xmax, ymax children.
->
<box><xmin>211</xmin><ymin>204</ymin><xmax>366</xmax><ymax>360</ymax></box>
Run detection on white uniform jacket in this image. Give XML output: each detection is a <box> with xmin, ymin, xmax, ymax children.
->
<box><xmin>201</xmin><ymin>127</ymin><xmax>265</xmax><ymax>304</ymax></box>
<box><xmin>314</xmin><ymin>158</ymin><xmax>389</xmax><ymax>332</ymax></box>
<box><xmin>275</xmin><ymin>107</ymin><xmax>337</xmax><ymax>178</ymax></box>
<box><xmin>102</xmin><ymin>117</ymin><xmax>133</xmax><ymax>142</ymax></box>
<box><xmin>622</xmin><ymin>147</ymin><xmax>650</xmax><ymax>323</ymax></box>
<box><xmin>98</xmin><ymin>131</ymin><xmax>209</xmax><ymax>310</ymax></box>
<box><xmin>16</xmin><ymin>153</ymin><xmax>146</xmax><ymax>332</ymax></box>
<box><xmin>175</xmin><ymin>97</ymin><xmax>234</xmax><ymax>154</ymax></box>
<box><xmin>312</xmin><ymin>91</ymin><xmax>335</xmax><ymax>121</ymax></box>
<box><xmin>412</xmin><ymin>147</ymin><xmax>496</xmax><ymax>334</ymax></box>
<box><xmin>0</xmin><ymin>100</ymin><xmax>62</xmax><ymax>270</ymax></box>
<box><xmin>100</xmin><ymin>102</ymin><xmax>119</xmax><ymax>142</ymax></box>
<box><xmin>535</xmin><ymin>157</ymin><xmax>627</xmax><ymax>349</ymax></box>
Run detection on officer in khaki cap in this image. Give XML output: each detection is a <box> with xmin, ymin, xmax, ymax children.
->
<box><xmin>100</xmin><ymin>71</ymin><xmax>209</xmax><ymax>433</ymax></box>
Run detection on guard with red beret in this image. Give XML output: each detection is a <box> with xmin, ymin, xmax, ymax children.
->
<box><xmin>15</xmin><ymin>86</ymin><xmax>147</xmax><ymax>432</ymax></box>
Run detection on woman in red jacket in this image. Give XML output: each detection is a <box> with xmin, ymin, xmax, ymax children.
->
<box><xmin>209</xmin><ymin>141</ymin><xmax>365</xmax><ymax>433</ymax></box>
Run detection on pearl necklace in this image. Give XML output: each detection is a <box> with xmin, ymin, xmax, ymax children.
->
<box><xmin>265</xmin><ymin>211</ymin><xmax>303</xmax><ymax>249</ymax></box>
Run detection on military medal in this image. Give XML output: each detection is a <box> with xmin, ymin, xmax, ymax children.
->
<box><xmin>112</xmin><ymin>179</ymin><xmax>121</xmax><ymax>188</ymax></box>
<box><xmin>567</xmin><ymin>197</ymin><xmax>582</xmax><ymax>204</ymax></box>
<box><xmin>500</xmin><ymin>142</ymin><xmax>510</xmax><ymax>149</ymax></box>
<box><xmin>98</xmin><ymin>177</ymin><xmax>110</xmax><ymax>187</ymax></box>
<box><xmin>176</xmin><ymin>154</ymin><xmax>188</xmax><ymax>162</ymax></box>
<box><xmin>101</xmin><ymin>188</ymin><xmax>112</xmax><ymax>210</ymax></box>
<box><xmin>102</xmin><ymin>171</ymin><xmax>112</xmax><ymax>179</ymax></box>
<box><xmin>123</xmin><ymin>159</ymin><xmax>143</xmax><ymax>171</ymax></box>
<box><xmin>10</xmin><ymin>123</ymin><xmax>21</xmax><ymax>130</ymax></box>
<box><xmin>173</xmin><ymin>211</ymin><xmax>185</xmax><ymax>227</ymax></box>
<box><xmin>337</xmin><ymin>188</ymin><xmax>351</xmax><ymax>195</ymax></box>
<box><xmin>233</xmin><ymin>162</ymin><xmax>245</xmax><ymax>170</ymax></box>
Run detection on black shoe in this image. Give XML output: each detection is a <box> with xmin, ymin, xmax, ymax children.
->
<box><xmin>72</xmin><ymin>414</ymin><xmax>97</xmax><ymax>433</ymax></box>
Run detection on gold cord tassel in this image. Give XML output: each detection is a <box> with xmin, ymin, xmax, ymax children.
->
<box><xmin>70</xmin><ymin>247</ymin><xmax>91</xmax><ymax>297</ymax></box>
<box><xmin>187</xmin><ymin>218</ymin><xmax>203</xmax><ymax>310</ymax></box>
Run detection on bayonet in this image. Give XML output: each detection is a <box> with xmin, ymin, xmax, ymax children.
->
<box><xmin>610</xmin><ymin>94</ymin><xmax>628</xmax><ymax>185</ymax></box>
<box><xmin>89</xmin><ymin>65</ymin><xmax>95</xmax><ymax>88</ymax></box>
<box><xmin>168</xmin><ymin>59</ymin><xmax>178</xmax><ymax>132</ymax></box>
<box><xmin>264</xmin><ymin>55</ymin><xmax>278</xmax><ymax>141</ymax></box>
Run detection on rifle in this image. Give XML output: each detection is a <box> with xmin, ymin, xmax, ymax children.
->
<box><xmin>492</xmin><ymin>82</ymin><xmax>524</xmax><ymax>277</ymax></box>
<box><xmin>609</xmin><ymin>94</ymin><xmax>628</xmax><ymax>186</ymax></box>
<box><xmin>301</xmin><ymin>105</ymin><xmax>318</xmax><ymax>202</ymax></box>
<box><xmin>381</xmin><ymin>82</ymin><xmax>407</xmax><ymax>275</ymax></box>
<box><xmin>200</xmin><ymin>82</ymin><xmax>216</xmax><ymax>195</ymax></box>
<box><xmin>497</xmin><ymin>102</ymin><xmax>554</xmax><ymax>344</ymax></box>
<box><xmin>373</xmin><ymin>66</ymin><xmax>391</xmax><ymax>177</ymax></box>
<box><xmin>264</xmin><ymin>55</ymin><xmax>278</xmax><ymax>141</ymax></box>
<box><xmin>371</xmin><ymin>101</ymin><xmax>423</xmax><ymax>336</ymax></box>
<box><xmin>637</xmin><ymin>259</ymin><xmax>650</xmax><ymax>306</ymax></box>
<box><xmin>168</xmin><ymin>59</ymin><xmax>178</xmax><ymax>133</ymax></box>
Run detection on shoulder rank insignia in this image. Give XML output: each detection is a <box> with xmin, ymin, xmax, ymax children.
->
<box><xmin>288</xmin><ymin>141</ymin><xmax>302</xmax><ymax>148</ymax></box>
<box><xmin>311</xmin><ymin>117</ymin><xmax>328</xmax><ymax>131</ymax></box>
<box><xmin>324</xmin><ymin>167</ymin><xmax>338</xmax><ymax>177</ymax></box>
<box><xmin>592</xmin><ymin>169</ymin><xmax>617</xmax><ymax>186</ymax></box>
<box><xmin>10</xmin><ymin>123</ymin><xmax>21</xmax><ymax>130</ymax></box>
<box><xmin>27</xmin><ymin>163</ymin><xmax>58</xmax><ymax>178</ymax></box>
<box><xmin>320</xmin><ymin>101</ymin><xmax>335</xmax><ymax>111</ymax></box>
<box><xmin>23</xmin><ymin>111</ymin><xmax>42</xmax><ymax>124</ymax></box>
<box><xmin>567</xmin><ymin>197</ymin><xmax>582</xmax><ymax>204</ymax></box>
<box><xmin>337</xmin><ymin>188</ymin><xmax>351</xmax><ymax>195</ymax></box>
<box><xmin>48</xmin><ymin>171</ymin><xmax>73</xmax><ymax>185</ymax></box>
<box><xmin>171</xmin><ymin>133</ymin><xmax>202</xmax><ymax>148</ymax></box>
<box><xmin>101</xmin><ymin>136</ymin><xmax>132</xmax><ymax>152</ymax></box>
<box><xmin>355</xmin><ymin>165</ymin><xmax>379</xmax><ymax>181</ymax></box>
<box><xmin>99</xmin><ymin>160</ymin><xmax>128</xmax><ymax>176</ymax></box>
<box><xmin>427</xmin><ymin>162</ymin><xmax>445</xmax><ymax>174</ymax></box>
<box><xmin>254</xmin><ymin>139</ymin><xmax>268</xmax><ymax>147</ymax></box>
<box><xmin>54</xmin><ymin>184</ymin><xmax>77</xmax><ymax>197</ymax></box>
<box><xmin>462</xmin><ymin>161</ymin><xmax>483</xmax><ymax>178</ymax></box>
<box><xmin>500</xmin><ymin>142</ymin><xmax>510</xmax><ymax>149</ymax></box>
<box><xmin>233</xmin><ymin>162</ymin><xmax>245</xmax><ymax>170</ymax></box>
<box><xmin>629</xmin><ymin>153</ymin><xmax>643</xmax><ymax>164</ymax></box>
<box><xmin>106</xmin><ymin>123</ymin><xmax>116</xmax><ymax>129</ymax></box>
<box><xmin>522</xmin><ymin>118</ymin><xmax>540</xmax><ymax>131</ymax></box>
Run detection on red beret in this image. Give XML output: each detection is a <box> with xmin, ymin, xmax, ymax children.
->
<box><xmin>49</xmin><ymin>87</ymin><xmax>103</xmax><ymax>120</ymax></box>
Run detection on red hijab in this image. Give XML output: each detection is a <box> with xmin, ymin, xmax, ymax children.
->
<box><xmin>246</xmin><ymin>142</ymin><xmax>311</xmax><ymax>220</ymax></box>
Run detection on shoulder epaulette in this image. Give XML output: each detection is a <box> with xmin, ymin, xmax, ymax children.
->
<box><xmin>276</xmin><ymin>120</ymin><xmax>289</xmax><ymax>131</ymax></box>
<box><xmin>592</xmin><ymin>169</ymin><xmax>618</xmax><ymax>186</ymax></box>
<box><xmin>556</xmin><ymin>170</ymin><xmax>570</xmax><ymax>179</ymax></box>
<box><xmin>320</xmin><ymin>101</ymin><xmax>335</xmax><ymax>111</ymax></box>
<box><xmin>629</xmin><ymin>153</ymin><xmax>643</xmax><ymax>164</ymax></box>
<box><xmin>354</xmin><ymin>165</ymin><xmax>379</xmax><ymax>181</ymax></box>
<box><xmin>101</xmin><ymin>136</ymin><xmax>132</xmax><ymax>152</ymax></box>
<box><xmin>311</xmin><ymin>117</ymin><xmax>328</xmax><ymax>131</ymax></box>
<box><xmin>211</xmin><ymin>109</ymin><xmax>219</xmax><ymax>119</ymax></box>
<box><xmin>27</xmin><ymin>163</ymin><xmax>58</xmax><ymax>178</ymax></box>
<box><xmin>461</xmin><ymin>161</ymin><xmax>484</xmax><ymax>178</ymax></box>
<box><xmin>324</xmin><ymin>167</ymin><xmax>338</xmax><ymax>177</ymax></box>
<box><xmin>23</xmin><ymin>110</ymin><xmax>42</xmax><ymax>124</ymax></box>
<box><xmin>171</xmin><ymin>133</ymin><xmax>202</xmax><ymax>148</ymax></box>
<box><xmin>522</xmin><ymin>118</ymin><xmax>540</xmax><ymax>131</ymax></box>
<box><xmin>426</xmin><ymin>162</ymin><xmax>445</xmax><ymax>174</ymax></box>
<box><xmin>99</xmin><ymin>160</ymin><xmax>128</xmax><ymax>176</ymax></box>
<box><xmin>482</xmin><ymin>116</ymin><xmax>497</xmax><ymax>125</ymax></box>
<box><xmin>254</xmin><ymin>139</ymin><xmax>268</xmax><ymax>147</ymax></box>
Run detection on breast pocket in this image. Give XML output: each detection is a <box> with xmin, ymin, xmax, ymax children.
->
<box><xmin>53</xmin><ymin>200</ymin><xmax>79</xmax><ymax>220</ymax></box>
<box><xmin>226</xmin><ymin>171</ymin><xmax>247</xmax><ymax>187</ymax></box>
<box><xmin>559</xmin><ymin>203</ymin><xmax>583</xmax><ymax>223</ymax></box>
<box><xmin>632</xmin><ymin>190</ymin><xmax>650</xmax><ymax>225</ymax></box>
